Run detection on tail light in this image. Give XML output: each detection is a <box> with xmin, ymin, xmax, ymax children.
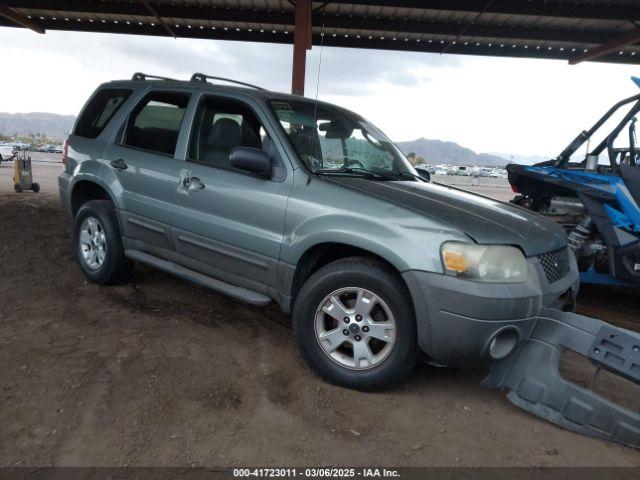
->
<box><xmin>511</xmin><ymin>183</ymin><xmax>519</xmax><ymax>193</ymax></box>
<box><xmin>61</xmin><ymin>138</ymin><xmax>69</xmax><ymax>165</ymax></box>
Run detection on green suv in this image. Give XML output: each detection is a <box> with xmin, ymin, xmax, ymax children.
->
<box><xmin>58</xmin><ymin>73</ymin><xmax>640</xmax><ymax>446</ymax></box>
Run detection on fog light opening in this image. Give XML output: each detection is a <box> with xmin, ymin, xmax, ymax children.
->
<box><xmin>488</xmin><ymin>328</ymin><xmax>519</xmax><ymax>360</ymax></box>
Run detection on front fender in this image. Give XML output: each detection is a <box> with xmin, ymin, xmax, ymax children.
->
<box><xmin>283</xmin><ymin>213</ymin><xmax>415</xmax><ymax>271</ymax></box>
<box><xmin>281</xmin><ymin>172</ymin><xmax>471</xmax><ymax>273</ymax></box>
<box><xmin>282</xmin><ymin>211</ymin><xmax>467</xmax><ymax>273</ymax></box>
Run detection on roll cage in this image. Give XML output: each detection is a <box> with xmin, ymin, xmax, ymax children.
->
<box><xmin>555</xmin><ymin>87</ymin><xmax>640</xmax><ymax>172</ymax></box>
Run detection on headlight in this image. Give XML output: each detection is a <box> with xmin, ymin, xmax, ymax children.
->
<box><xmin>441</xmin><ymin>242</ymin><xmax>528</xmax><ymax>283</ymax></box>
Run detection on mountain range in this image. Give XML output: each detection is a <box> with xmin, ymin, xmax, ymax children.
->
<box><xmin>397</xmin><ymin>138</ymin><xmax>509</xmax><ymax>167</ymax></box>
<box><xmin>486</xmin><ymin>152</ymin><xmax>550</xmax><ymax>165</ymax></box>
<box><xmin>0</xmin><ymin>112</ymin><xmax>76</xmax><ymax>140</ymax></box>
<box><xmin>0</xmin><ymin>112</ymin><xmax>547</xmax><ymax>166</ymax></box>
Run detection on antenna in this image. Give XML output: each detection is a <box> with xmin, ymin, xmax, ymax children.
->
<box><xmin>313</xmin><ymin>24</ymin><xmax>326</xmax><ymax>122</ymax></box>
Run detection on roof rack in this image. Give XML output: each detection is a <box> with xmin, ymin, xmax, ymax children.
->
<box><xmin>190</xmin><ymin>73</ymin><xmax>265</xmax><ymax>90</ymax></box>
<box><xmin>131</xmin><ymin>72</ymin><xmax>177</xmax><ymax>81</ymax></box>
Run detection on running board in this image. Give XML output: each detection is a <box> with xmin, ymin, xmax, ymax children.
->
<box><xmin>124</xmin><ymin>250</ymin><xmax>271</xmax><ymax>307</ymax></box>
<box><xmin>483</xmin><ymin>308</ymin><xmax>640</xmax><ymax>448</ymax></box>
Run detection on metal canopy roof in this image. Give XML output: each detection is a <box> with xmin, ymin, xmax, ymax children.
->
<box><xmin>1</xmin><ymin>1</ymin><xmax>639</xmax><ymax>65</ymax></box>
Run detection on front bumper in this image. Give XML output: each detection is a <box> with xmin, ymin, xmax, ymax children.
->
<box><xmin>484</xmin><ymin>308</ymin><xmax>640</xmax><ymax>447</ymax></box>
<box><xmin>403</xmin><ymin>257</ymin><xmax>640</xmax><ymax>447</ymax></box>
<box><xmin>402</xmin><ymin>255</ymin><xmax>579</xmax><ymax>367</ymax></box>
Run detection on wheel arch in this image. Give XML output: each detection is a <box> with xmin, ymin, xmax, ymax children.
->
<box><xmin>70</xmin><ymin>179</ymin><xmax>116</xmax><ymax>217</ymax></box>
<box><xmin>287</xmin><ymin>241</ymin><xmax>411</xmax><ymax>312</ymax></box>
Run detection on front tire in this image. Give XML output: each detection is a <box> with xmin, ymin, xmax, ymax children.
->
<box><xmin>74</xmin><ymin>200</ymin><xmax>133</xmax><ymax>284</ymax></box>
<box><xmin>293</xmin><ymin>257</ymin><xmax>418</xmax><ymax>391</ymax></box>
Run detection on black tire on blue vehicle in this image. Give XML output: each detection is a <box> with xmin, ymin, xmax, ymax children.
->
<box><xmin>293</xmin><ymin>256</ymin><xmax>418</xmax><ymax>391</ymax></box>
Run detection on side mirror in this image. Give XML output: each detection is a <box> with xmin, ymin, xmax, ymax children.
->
<box><xmin>415</xmin><ymin>167</ymin><xmax>431</xmax><ymax>181</ymax></box>
<box><xmin>230</xmin><ymin>147</ymin><xmax>272</xmax><ymax>178</ymax></box>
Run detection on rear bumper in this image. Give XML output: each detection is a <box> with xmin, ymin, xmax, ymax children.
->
<box><xmin>402</xmin><ymin>255</ymin><xmax>580</xmax><ymax>367</ymax></box>
<box><xmin>58</xmin><ymin>171</ymin><xmax>72</xmax><ymax>216</ymax></box>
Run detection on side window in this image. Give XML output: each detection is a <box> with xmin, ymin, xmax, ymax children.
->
<box><xmin>188</xmin><ymin>97</ymin><xmax>267</xmax><ymax>169</ymax></box>
<box><xmin>75</xmin><ymin>88</ymin><xmax>132</xmax><ymax>138</ymax></box>
<box><xmin>123</xmin><ymin>91</ymin><xmax>190</xmax><ymax>156</ymax></box>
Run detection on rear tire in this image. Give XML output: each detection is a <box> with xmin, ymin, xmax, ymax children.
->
<box><xmin>293</xmin><ymin>257</ymin><xmax>418</xmax><ymax>391</ymax></box>
<box><xmin>74</xmin><ymin>199</ymin><xmax>133</xmax><ymax>284</ymax></box>
<box><xmin>31</xmin><ymin>183</ymin><xmax>40</xmax><ymax>193</ymax></box>
<box><xmin>14</xmin><ymin>183</ymin><xmax>22</xmax><ymax>193</ymax></box>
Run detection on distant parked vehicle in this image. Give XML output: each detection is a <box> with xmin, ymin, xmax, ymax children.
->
<box><xmin>0</xmin><ymin>144</ymin><xmax>16</xmax><ymax>162</ymax></box>
<box><xmin>37</xmin><ymin>145</ymin><xmax>60</xmax><ymax>153</ymax></box>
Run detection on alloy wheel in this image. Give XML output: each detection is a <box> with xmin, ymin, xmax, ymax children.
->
<box><xmin>314</xmin><ymin>287</ymin><xmax>397</xmax><ymax>370</ymax></box>
<box><xmin>79</xmin><ymin>216</ymin><xmax>107</xmax><ymax>270</ymax></box>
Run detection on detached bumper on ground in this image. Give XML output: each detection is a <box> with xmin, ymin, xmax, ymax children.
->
<box><xmin>404</xmin><ymin>259</ymin><xmax>639</xmax><ymax>448</ymax></box>
<box><xmin>484</xmin><ymin>308</ymin><xmax>640</xmax><ymax>448</ymax></box>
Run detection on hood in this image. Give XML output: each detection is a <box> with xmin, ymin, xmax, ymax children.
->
<box><xmin>326</xmin><ymin>177</ymin><xmax>567</xmax><ymax>257</ymax></box>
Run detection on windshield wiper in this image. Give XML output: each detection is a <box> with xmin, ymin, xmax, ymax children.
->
<box><xmin>344</xmin><ymin>166</ymin><xmax>428</xmax><ymax>182</ymax></box>
<box><xmin>390</xmin><ymin>171</ymin><xmax>428</xmax><ymax>182</ymax></box>
<box><xmin>313</xmin><ymin>166</ymin><xmax>401</xmax><ymax>180</ymax></box>
<box><xmin>347</xmin><ymin>168</ymin><xmax>426</xmax><ymax>182</ymax></box>
<box><xmin>313</xmin><ymin>167</ymin><xmax>381</xmax><ymax>179</ymax></box>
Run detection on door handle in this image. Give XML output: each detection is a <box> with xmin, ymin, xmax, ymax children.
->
<box><xmin>188</xmin><ymin>176</ymin><xmax>205</xmax><ymax>192</ymax></box>
<box><xmin>110</xmin><ymin>158</ymin><xmax>128</xmax><ymax>171</ymax></box>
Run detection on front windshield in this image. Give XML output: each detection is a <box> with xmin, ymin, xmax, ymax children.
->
<box><xmin>270</xmin><ymin>99</ymin><xmax>417</xmax><ymax>178</ymax></box>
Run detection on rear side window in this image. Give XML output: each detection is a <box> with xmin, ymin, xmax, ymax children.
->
<box><xmin>123</xmin><ymin>92</ymin><xmax>190</xmax><ymax>156</ymax></box>
<box><xmin>74</xmin><ymin>88</ymin><xmax>132</xmax><ymax>138</ymax></box>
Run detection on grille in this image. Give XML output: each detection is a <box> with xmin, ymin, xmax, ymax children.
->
<box><xmin>538</xmin><ymin>248</ymin><xmax>571</xmax><ymax>284</ymax></box>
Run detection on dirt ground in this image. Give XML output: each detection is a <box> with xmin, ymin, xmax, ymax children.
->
<box><xmin>0</xmin><ymin>160</ymin><xmax>638</xmax><ymax>467</ymax></box>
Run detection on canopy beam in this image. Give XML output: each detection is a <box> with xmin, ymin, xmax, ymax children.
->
<box><xmin>570</xmin><ymin>28</ymin><xmax>640</xmax><ymax>65</ymax></box>
<box><xmin>0</xmin><ymin>5</ymin><xmax>43</xmax><ymax>33</ymax></box>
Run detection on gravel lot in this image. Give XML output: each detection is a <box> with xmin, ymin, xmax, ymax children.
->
<box><xmin>0</xmin><ymin>158</ymin><xmax>638</xmax><ymax>467</ymax></box>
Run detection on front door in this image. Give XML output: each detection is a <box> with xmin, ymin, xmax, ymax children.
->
<box><xmin>170</xmin><ymin>94</ymin><xmax>292</xmax><ymax>293</ymax></box>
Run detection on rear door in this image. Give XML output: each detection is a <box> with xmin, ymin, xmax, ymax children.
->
<box><xmin>171</xmin><ymin>93</ymin><xmax>293</xmax><ymax>293</ymax></box>
<box><xmin>104</xmin><ymin>89</ymin><xmax>191</xmax><ymax>257</ymax></box>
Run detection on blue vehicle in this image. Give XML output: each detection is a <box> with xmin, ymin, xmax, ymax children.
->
<box><xmin>508</xmin><ymin>78</ymin><xmax>640</xmax><ymax>286</ymax></box>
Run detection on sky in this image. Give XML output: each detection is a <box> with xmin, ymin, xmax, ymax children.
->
<box><xmin>0</xmin><ymin>27</ymin><xmax>638</xmax><ymax>157</ymax></box>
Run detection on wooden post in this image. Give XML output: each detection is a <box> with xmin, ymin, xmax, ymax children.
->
<box><xmin>291</xmin><ymin>0</ymin><xmax>312</xmax><ymax>95</ymax></box>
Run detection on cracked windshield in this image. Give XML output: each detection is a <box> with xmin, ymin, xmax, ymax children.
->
<box><xmin>270</xmin><ymin>99</ymin><xmax>416</xmax><ymax>179</ymax></box>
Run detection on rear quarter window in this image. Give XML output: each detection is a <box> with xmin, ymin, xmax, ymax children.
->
<box><xmin>74</xmin><ymin>88</ymin><xmax>132</xmax><ymax>139</ymax></box>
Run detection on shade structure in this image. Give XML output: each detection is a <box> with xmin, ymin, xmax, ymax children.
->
<box><xmin>1</xmin><ymin>1</ymin><xmax>639</xmax><ymax>94</ymax></box>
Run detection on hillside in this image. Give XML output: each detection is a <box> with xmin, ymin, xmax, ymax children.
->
<box><xmin>0</xmin><ymin>112</ymin><xmax>76</xmax><ymax>140</ymax></box>
<box><xmin>397</xmin><ymin>138</ymin><xmax>507</xmax><ymax>167</ymax></box>
<box><xmin>1</xmin><ymin>113</ymin><xmax>532</xmax><ymax>167</ymax></box>
<box><xmin>487</xmin><ymin>152</ymin><xmax>550</xmax><ymax>165</ymax></box>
